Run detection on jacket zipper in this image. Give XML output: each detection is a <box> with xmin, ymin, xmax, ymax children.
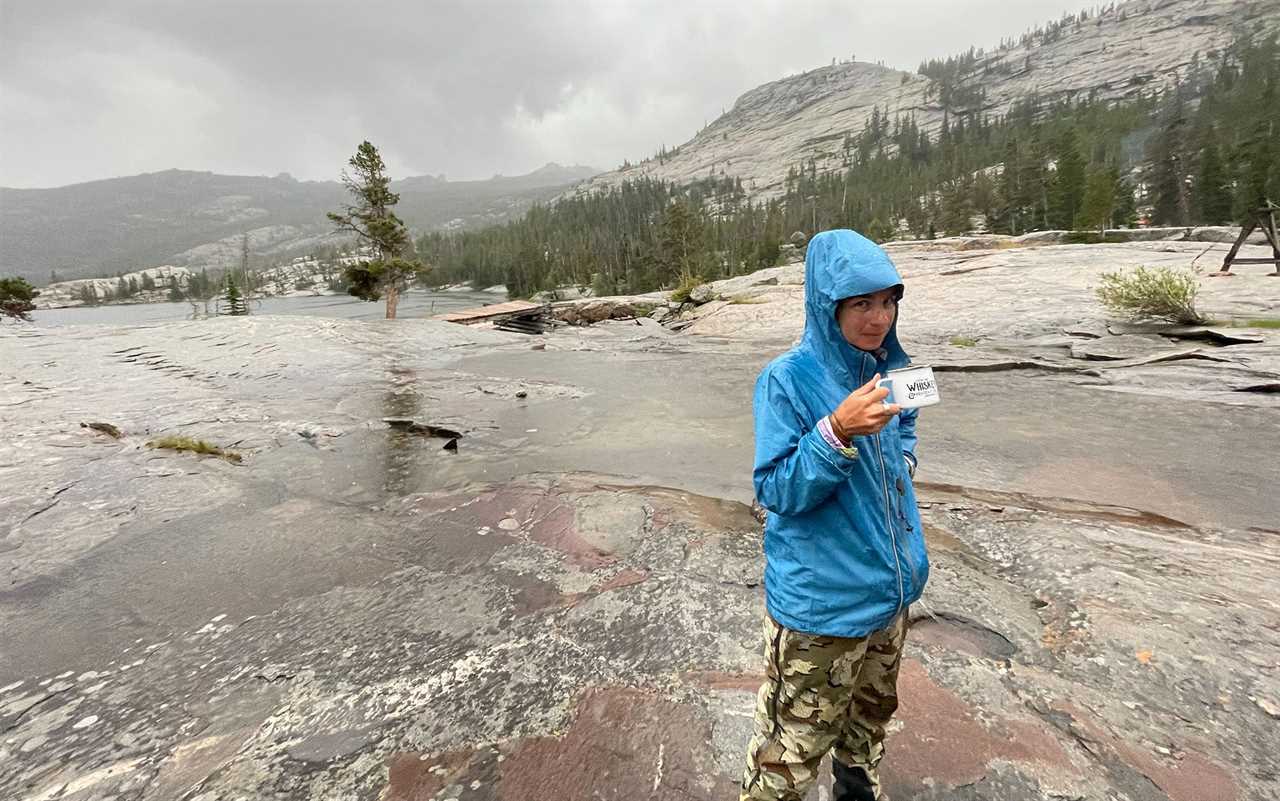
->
<box><xmin>874</xmin><ymin>430</ymin><xmax>906</xmax><ymax>615</ymax></box>
<box><xmin>862</xmin><ymin>356</ymin><xmax>906</xmax><ymax>614</ymax></box>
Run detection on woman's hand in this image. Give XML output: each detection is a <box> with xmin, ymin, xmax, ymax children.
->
<box><xmin>829</xmin><ymin>374</ymin><xmax>900</xmax><ymax>442</ymax></box>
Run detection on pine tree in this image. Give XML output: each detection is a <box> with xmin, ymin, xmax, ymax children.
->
<box><xmin>1148</xmin><ymin>93</ymin><xmax>1189</xmax><ymax>226</ymax></box>
<box><xmin>995</xmin><ymin>138</ymin><xmax>1022</xmax><ymax>234</ymax></box>
<box><xmin>939</xmin><ymin>179</ymin><xmax>973</xmax><ymax>235</ymax></box>
<box><xmin>657</xmin><ymin>200</ymin><xmax>707</xmax><ymax>287</ymax></box>
<box><xmin>223</xmin><ymin>274</ymin><xmax>248</xmax><ymax>316</ymax></box>
<box><xmin>239</xmin><ymin>233</ymin><xmax>253</xmax><ymax>301</ymax></box>
<box><xmin>1195</xmin><ymin>134</ymin><xmax>1232</xmax><ymax>224</ymax></box>
<box><xmin>1</xmin><ymin>277</ymin><xmax>39</xmax><ymax>321</ymax></box>
<box><xmin>1234</xmin><ymin>81</ymin><xmax>1277</xmax><ymax>216</ymax></box>
<box><xmin>1078</xmin><ymin>166</ymin><xmax>1117</xmax><ymax>231</ymax></box>
<box><xmin>327</xmin><ymin>140</ymin><xmax>429</xmax><ymax>319</ymax></box>
<box><xmin>1020</xmin><ymin>130</ymin><xmax>1050</xmax><ymax>229</ymax></box>
<box><xmin>1048</xmin><ymin>129</ymin><xmax>1086</xmax><ymax>229</ymax></box>
<box><xmin>1113</xmin><ymin>177</ymin><xmax>1139</xmax><ymax>228</ymax></box>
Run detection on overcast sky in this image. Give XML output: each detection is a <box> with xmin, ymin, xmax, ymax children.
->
<box><xmin>1</xmin><ymin>0</ymin><xmax>1095</xmax><ymax>188</ymax></box>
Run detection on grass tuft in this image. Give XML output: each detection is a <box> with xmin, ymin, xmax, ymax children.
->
<box><xmin>147</xmin><ymin>435</ymin><xmax>242</xmax><ymax>463</ymax></box>
<box><xmin>669</xmin><ymin>271</ymin><xmax>706</xmax><ymax>304</ymax></box>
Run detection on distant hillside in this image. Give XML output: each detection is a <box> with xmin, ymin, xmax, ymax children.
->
<box><xmin>0</xmin><ymin>164</ymin><xmax>598</xmax><ymax>283</ymax></box>
<box><xmin>579</xmin><ymin>0</ymin><xmax>1278</xmax><ymax>199</ymax></box>
<box><xmin>423</xmin><ymin>0</ymin><xmax>1277</xmax><ymax>298</ymax></box>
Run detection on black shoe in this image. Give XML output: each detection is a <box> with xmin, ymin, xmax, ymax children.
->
<box><xmin>832</xmin><ymin>760</ymin><xmax>877</xmax><ymax>801</ymax></box>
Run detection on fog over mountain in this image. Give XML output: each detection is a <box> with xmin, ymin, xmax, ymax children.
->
<box><xmin>5</xmin><ymin>0</ymin><xmax>1268</xmax><ymax>283</ymax></box>
<box><xmin>1</xmin><ymin>1</ymin><xmax>1095</xmax><ymax>189</ymax></box>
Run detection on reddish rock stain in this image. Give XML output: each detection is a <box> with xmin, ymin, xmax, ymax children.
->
<box><xmin>594</xmin><ymin>567</ymin><xmax>649</xmax><ymax>593</ymax></box>
<box><xmin>524</xmin><ymin>494</ymin><xmax>618</xmax><ymax>570</ymax></box>
<box><xmin>498</xmin><ymin>687</ymin><xmax>739</xmax><ymax>801</ymax></box>
<box><xmin>1054</xmin><ymin>702</ymin><xmax>1239</xmax><ymax>801</ymax></box>
<box><xmin>881</xmin><ymin>659</ymin><xmax>1071</xmax><ymax>795</ymax></box>
<box><xmin>383</xmin><ymin>749</ymin><xmax>479</xmax><ymax>801</ymax></box>
<box><xmin>680</xmin><ymin>671</ymin><xmax>766</xmax><ymax>691</ymax></box>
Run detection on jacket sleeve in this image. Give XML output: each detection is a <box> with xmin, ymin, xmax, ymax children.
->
<box><xmin>753</xmin><ymin>369</ymin><xmax>858</xmax><ymax>517</ymax></box>
<box><xmin>899</xmin><ymin>406</ymin><xmax>919</xmax><ymax>472</ymax></box>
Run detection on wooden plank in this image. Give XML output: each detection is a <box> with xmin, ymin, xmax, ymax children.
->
<box><xmin>432</xmin><ymin>300</ymin><xmax>543</xmax><ymax>324</ymax></box>
<box><xmin>495</xmin><ymin>319</ymin><xmax>548</xmax><ymax>335</ymax></box>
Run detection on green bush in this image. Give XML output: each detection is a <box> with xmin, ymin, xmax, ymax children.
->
<box><xmin>1095</xmin><ymin>266</ymin><xmax>1203</xmax><ymax>324</ymax></box>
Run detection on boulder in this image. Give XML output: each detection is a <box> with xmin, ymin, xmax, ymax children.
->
<box><xmin>1015</xmin><ymin>231</ymin><xmax>1069</xmax><ymax>245</ymax></box>
<box><xmin>1190</xmin><ymin>226</ymin><xmax>1270</xmax><ymax>246</ymax></box>
<box><xmin>777</xmin><ymin>243</ymin><xmax>804</xmax><ymax>263</ymax></box>
<box><xmin>1103</xmin><ymin>227</ymin><xmax>1189</xmax><ymax>242</ymax></box>
<box><xmin>689</xmin><ymin>283</ymin><xmax>718</xmax><ymax>304</ymax></box>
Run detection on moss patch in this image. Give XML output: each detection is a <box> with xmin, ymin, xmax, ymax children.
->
<box><xmin>949</xmin><ymin>336</ymin><xmax>979</xmax><ymax>348</ymax></box>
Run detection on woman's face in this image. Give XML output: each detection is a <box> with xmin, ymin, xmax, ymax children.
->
<box><xmin>836</xmin><ymin>287</ymin><xmax>899</xmax><ymax>351</ymax></box>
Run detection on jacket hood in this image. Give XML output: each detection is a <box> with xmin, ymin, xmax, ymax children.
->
<box><xmin>801</xmin><ymin>229</ymin><xmax>909</xmax><ymax>385</ymax></box>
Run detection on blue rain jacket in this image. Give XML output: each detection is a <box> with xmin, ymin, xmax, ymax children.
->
<box><xmin>753</xmin><ymin>229</ymin><xmax>928</xmax><ymax>638</ymax></box>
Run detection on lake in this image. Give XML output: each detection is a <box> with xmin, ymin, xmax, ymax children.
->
<box><xmin>28</xmin><ymin>289</ymin><xmax>508</xmax><ymax>327</ymax></box>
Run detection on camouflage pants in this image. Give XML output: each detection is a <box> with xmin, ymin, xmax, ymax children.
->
<box><xmin>739</xmin><ymin>611</ymin><xmax>908</xmax><ymax>801</ymax></box>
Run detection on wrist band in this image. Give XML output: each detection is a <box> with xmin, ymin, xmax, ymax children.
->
<box><xmin>818</xmin><ymin>417</ymin><xmax>858</xmax><ymax>459</ymax></box>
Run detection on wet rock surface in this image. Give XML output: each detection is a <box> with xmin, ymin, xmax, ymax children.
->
<box><xmin>3</xmin><ymin>238</ymin><xmax>1279</xmax><ymax>799</ymax></box>
<box><xmin>677</xmin><ymin>240</ymin><xmax>1280</xmax><ymax>408</ymax></box>
<box><xmin>2</xmin><ymin>476</ymin><xmax>1276</xmax><ymax>800</ymax></box>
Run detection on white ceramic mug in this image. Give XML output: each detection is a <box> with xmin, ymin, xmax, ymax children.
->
<box><xmin>876</xmin><ymin>365</ymin><xmax>941</xmax><ymax>409</ymax></box>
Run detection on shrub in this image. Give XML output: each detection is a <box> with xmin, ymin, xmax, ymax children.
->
<box><xmin>1095</xmin><ymin>266</ymin><xmax>1203</xmax><ymax>324</ymax></box>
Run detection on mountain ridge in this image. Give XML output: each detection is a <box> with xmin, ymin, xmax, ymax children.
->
<box><xmin>577</xmin><ymin>0</ymin><xmax>1279</xmax><ymax>199</ymax></box>
<box><xmin>0</xmin><ymin>164</ymin><xmax>599</xmax><ymax>283</ymax></box>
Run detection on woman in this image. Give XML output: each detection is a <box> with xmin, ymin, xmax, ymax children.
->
<box><xmin>740</xmin><ymin>229</ymin><xmax>928</xmax><ymax>801</ymax></box>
